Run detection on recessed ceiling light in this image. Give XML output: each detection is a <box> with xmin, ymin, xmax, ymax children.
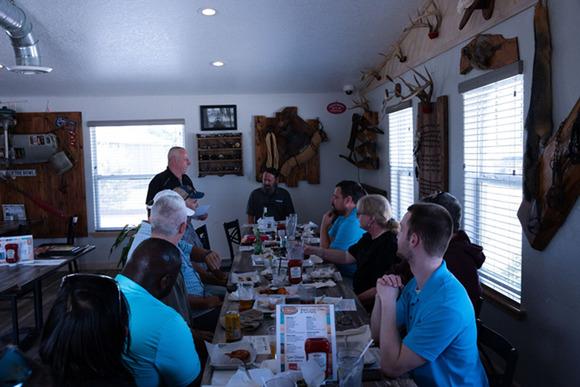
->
<box><xmin>200</xmin><ymin>8</ymin><xmax>217</xmax><ymax>16</ymax></box>
<box><xmin>211</xmin><ymin>61</ymin><xmax>225</xmax><ymax>67</ymax></box>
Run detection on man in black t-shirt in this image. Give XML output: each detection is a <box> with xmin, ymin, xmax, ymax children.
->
<box><xmin>246</xmin><ymin>167</ymin><xmax>294</xmax><ymax>223</ymax></box>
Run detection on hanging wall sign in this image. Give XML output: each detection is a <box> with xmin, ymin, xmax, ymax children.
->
<box><xmin>326</xmin><ymin>102</ymin><xmax>346</xmax><ymax>114</ymax></box>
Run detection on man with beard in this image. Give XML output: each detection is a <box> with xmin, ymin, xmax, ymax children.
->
<box><xmin>246</xmin><ymin>167</ymin><xmax>295</xmax><ymax>223</ymax></box>
<box><xmin>319</xmin><ymin>180</ymin><xmax>366</xmax><ymax>285</ymax></box>
<box><xmin>370</xmin><ymin>203</ymin><xmax>487</xmax><ymax>386</ymax></box>
<box><xmin>117</xmin><ymin>237</ymin><xmax>201</xmax><ymax>387</ymax></box>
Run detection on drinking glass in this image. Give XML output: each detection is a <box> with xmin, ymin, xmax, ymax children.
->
<box><xmin>337</xmin><ymin>349</ymin><xmax>364</xmax><ymax>387</ymax></box>
<box><xmin>265</xmin><ymin>325</ymin><xmax>277</xmax><ymax>359</ymax></box>
<box><xmin>286</xmin><ymin>213</ymin><xmax>297</xmax><ymax>239</ymax></box>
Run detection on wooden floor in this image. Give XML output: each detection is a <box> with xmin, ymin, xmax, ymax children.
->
<box><xmin>0</xmin><ymin>268</ymin><xmax>120</xmax><ymax>362</ymax></box>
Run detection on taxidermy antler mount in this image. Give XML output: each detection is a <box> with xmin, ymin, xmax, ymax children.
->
<box><xmin>382</xmin><ymin>66</ymin><xmax>434</xmax><ymax>114</ymax></box>
<box><xmin>403</xmin><ymin>0</ymin><xmax>442</xmax><ymax>39</ymax></box>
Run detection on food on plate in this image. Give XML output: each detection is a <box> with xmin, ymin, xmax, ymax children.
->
<box><xmin>225</xmin><ymin>349</ymin><xmax>251</xmax><ymax>362</ymax></box>
<box><xmin>259</xmin><ymin>287</ymin><xmax>289</xmax><ymax>295</ymax></box>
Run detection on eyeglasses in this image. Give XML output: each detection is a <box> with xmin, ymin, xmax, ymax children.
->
<box><xmin>60</xmin><ymin>273</ymin><xmax>122</xmax><ymax>312</ymax></box>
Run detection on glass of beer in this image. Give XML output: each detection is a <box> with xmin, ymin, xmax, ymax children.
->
<box><xmin>266</xmin><ymin>325</ymin><xmax>277</xmax><ymax>359</ymax></box>
<box><xmin>238</xmin><ymin>283</ymin><xmax>255</xmax><ymax>311</ymax></box>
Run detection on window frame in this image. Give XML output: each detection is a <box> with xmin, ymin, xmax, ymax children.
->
<box><xmin>459</xmin><ymin>61</ymin><xmax>525</xmax><ymax>309</ymax></box>
<box><xmin>88</xmin><ymin>119</ymin><xmax>185</xmax><ymax>232</ymax></box>
<box><xmin>387</xmin><ymin>101</ymin><xmax>415</xmax><ymax>221</ymax></box>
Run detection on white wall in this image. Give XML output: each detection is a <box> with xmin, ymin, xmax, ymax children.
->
<box><xmin>364</xmin><ymin>2</ymin><xmax>580</xmax><ymax>386</ymax></box>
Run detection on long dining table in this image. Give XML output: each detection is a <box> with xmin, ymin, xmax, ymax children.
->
<box><xmin>200</xmin><ymin>246</ymin><xmax>417</xmax><ymax>387</ymax></box>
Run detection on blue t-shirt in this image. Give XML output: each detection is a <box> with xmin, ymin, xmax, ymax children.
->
<box><xmin>397</xmin><ymin>261</ymin><xmax>488</xmax><ymax>386</ymax></box>
<box><xmin>329</xmin><ymin>207</ymin><xmax>366</xmax><ymax>277</ymax></box>
<box><xmin>117</xmin><ymin>274</ymin><xmax>200</xmax><ymax>387</ymax></box>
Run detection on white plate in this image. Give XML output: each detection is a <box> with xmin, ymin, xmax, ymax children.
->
<box><xmin>231</xmin><ymin>272</ymin><xmax>261</xmax><ymax>284</ymax></box>
<box><xmin>253</xmin><ymin>294</ymin><xmax>286</xmax><ymax>313</ymax></box>
<box><xmin>209</xmin><ymin>342</ymin><xmax>257</xmax><ymax>369</ymax></box>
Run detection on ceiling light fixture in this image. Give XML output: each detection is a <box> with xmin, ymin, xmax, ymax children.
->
<box><xmin>211</xmin><ymin>61</ymin><xmax>224</xmax><ymax>67</ymax></box>
<box><xmin>200</xmin><ymin>8</ymin><xmax>217</xmax><ymax>16</ymax></box>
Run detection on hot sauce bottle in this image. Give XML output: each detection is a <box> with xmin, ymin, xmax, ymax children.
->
<box><xmin>288</xmin><ymin>258</ymin><xmax>302</xmax><ymax>284</ymax></box>
<box><xmin>304</xmin><ymin>337</ymin><xmax>331</xmax><ymax>379</ymax></box>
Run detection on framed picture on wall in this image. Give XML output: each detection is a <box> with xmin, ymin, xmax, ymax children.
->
<box><xmin>200</xmin><ymin>105</ymin><xmax>237</xmax><ymax>131</ymax></box>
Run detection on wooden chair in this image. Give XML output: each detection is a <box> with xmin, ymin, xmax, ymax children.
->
<box><xmin>477</xmin><ymin>319</ymin><xmax>519</xmax><ymax>387</ymax></box>
<box><xmin>223</xmin><ymin>219</ymin><xmax>241</xmax><ymax>261</ymax></box>
<box><xmin>195</xmin><ymin>224</ymin><xmax>211</xmax><ymax>250</ymax></box>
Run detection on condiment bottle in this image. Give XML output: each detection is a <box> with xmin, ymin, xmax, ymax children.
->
<box><xmin>304</xmin><ymin>337</ymin><xmax>331</xmax><ymax>379</ymax></box>
<box><xmin>288</xmin><ymin>257</ymin><xmax>302</xmax><ymax>284</ymax></box>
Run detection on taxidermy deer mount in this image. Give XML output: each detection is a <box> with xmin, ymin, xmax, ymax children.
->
<box><xmin>458</xmin><ymin>0</ymin><xmax>495</xmax><ymax>30</ymax></box>
<box><xmin>382</xmin><ymin>66</ymin><xmax>434</xmax><ymax>114</ymax></box>
<box><xmin>403</xmin><ymin>0</ymin><xmax>442</xmax><ymax>39</ymax></box>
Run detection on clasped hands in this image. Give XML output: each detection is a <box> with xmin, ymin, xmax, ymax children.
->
<box><xmin>376</xmin><ymin>274</ymin><xmax>404</xmax><ymax>302</ymax></box>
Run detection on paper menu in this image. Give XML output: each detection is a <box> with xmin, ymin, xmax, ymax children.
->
<box><xmin>275</xmin><ymin>304</ymin><xmax>337</xmax><ymax>381</ymax></box>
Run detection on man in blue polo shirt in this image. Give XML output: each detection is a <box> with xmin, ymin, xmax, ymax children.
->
<box><xmin>319</xmin><ymin>180</ymin><xmax>366</xmax><ymax>285</ymax></box>
<box><xmin>371</xmin><ymin>203</ymin><xmax>488</xmax><ymax>386</ymax></box>
<box><xmin>117</xmin><ymin>238</ymin><xmax>201</xmax><ymax>387</ymax></box>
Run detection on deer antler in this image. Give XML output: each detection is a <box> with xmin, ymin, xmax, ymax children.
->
<box><xmin>349</xmin><ymin>96</ymin><xmax>370</xmax><ymax>112</ymax></box>
<box><xmin>402</xmin><ymin>0</ymin><xmax>442</xmax><ymax>39</ymax></box>
<box><xmin>360</xmin><ymin>69</ymin><xmax>382</xmax><ymax>82</ymax></box>
<box><xmin>398</xmin><ymin>67</ymin><xmax>434</xmax><ymax>112</ymax></box>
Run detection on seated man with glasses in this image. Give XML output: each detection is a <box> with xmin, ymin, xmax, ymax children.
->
<box><xmin>117</xmin><ymin>238</ymin><xmax>201</xmax><ymax>387</ymax></box>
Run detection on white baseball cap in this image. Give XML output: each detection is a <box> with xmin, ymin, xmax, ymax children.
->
<box><xmin>148</xmin><ymin>189</ymin><xmax>195</xmax><ymax>216</ymax></box>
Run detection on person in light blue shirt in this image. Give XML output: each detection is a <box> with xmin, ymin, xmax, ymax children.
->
<box><xmin>371</xmin><ymin>203</ymin><xmax>488</xmax><ymax>387</ymax></box>
<box><xmin>118</xmin><ymin>237</ymin><xmax>201</xmax><ymax>387</ymax></box>
<box><xmin>319</xmin><ymin>180</ymin><xmax>366</xmax><ymax>284</ymax></box>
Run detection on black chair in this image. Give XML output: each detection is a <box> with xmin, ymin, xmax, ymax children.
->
<box><xmin>475</xmin><ymin>296</ymin><xmax>484</xmax><ymax>319</ymax></box>
<box><xmin>195</xmin><ymin>224</ymin><xmax>211</xmax><ymax>250</ymax></box>
<box><xmin>477</xmin><ymin>319</ymin><xmax>519</xmax><ymax>387</ymax></box>
<box><xmin>223</xmin><ymin>219</ymin><xmax>241</xmax><ymax>261</ymax></box>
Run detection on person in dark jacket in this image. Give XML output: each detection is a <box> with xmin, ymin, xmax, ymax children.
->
<box><xmin>388</xmin><ymin>192</ymin><xmax>485</xmax><ymax>308</ymax></box>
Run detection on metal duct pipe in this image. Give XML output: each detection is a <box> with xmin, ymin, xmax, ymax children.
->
<box><xmin>0</xmin><ymin>0</ymin><xmax>50</xmax><ymax>72</ymax></box>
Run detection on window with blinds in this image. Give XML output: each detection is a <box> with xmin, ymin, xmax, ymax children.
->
<box><xmin>89</xmin><ymin>120</ymin><xmax>185</xmax><ymax>231</ymax></box>
<box><xmin>388</xmin><ymin>107</ymin><xmax>415</xmax><ymax>221</ymax></box>
<box><xmin>462</xmin><ymin>73</ymin><xmax>524</xmax><ymax>303</ymax></box>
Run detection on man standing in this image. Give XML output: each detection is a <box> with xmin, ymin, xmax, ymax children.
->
<box><xmin>371</xmin><ymin>203</ymin><xmax>488</xmax><ymax>386</ymax></box>
<box><xmin>246</xmin><ymin>167</ymin><xmax>295</xmax><ymax>223</ymax></box>
<box><xmin>117</xmin><ymin>238</ymin><xmax>201</xmax><ymax>387</ymax></box>
<box><xmin>319</xmin><ymin>180</ymin><xmax>366</xmax><ymax>283</ymax></box>
<box><xmin>146</xmin><ymin>146</ymin><xmax>208</xmax><ymax>221</ymax></box>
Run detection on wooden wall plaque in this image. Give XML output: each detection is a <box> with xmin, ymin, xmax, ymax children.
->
<box><xmin>415</xmin><ymin>96</ymin><xmax>449</xmax><ymax>198</ymax></box>
<box><xmin>0</xmin><ymin>112</ymin><xmax>87</xmax><ymax>239</ymax></box>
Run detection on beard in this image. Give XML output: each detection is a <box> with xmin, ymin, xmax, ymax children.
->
<box><xmin>262</xmin><ymin>183</ymin><xmax>277</xmax><ymax>195</ymax></box>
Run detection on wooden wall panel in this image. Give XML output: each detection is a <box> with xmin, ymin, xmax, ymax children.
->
<box><xmin>0</xmin><ymin>112</ymin><xmax>87</xmax><ymax>239</ymax></box>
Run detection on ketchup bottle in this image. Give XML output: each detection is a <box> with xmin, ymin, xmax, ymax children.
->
<box><xmin>304</xmin><ymin>338</ymin><xmax>331</xmax><ymax>379</ymax></box>
<box><xmin>288</xmin><ymin>258</ymin><xmax>302</xmax><ymax>284</ymax></box>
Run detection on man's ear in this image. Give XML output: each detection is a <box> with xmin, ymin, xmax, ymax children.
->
<box><xmin>159</xmin><ymin>273</ymin><xmax>171</xmax><ymax>290</ymax></box>
<box><xmin>409</xmin><ymin>233</ymin><xmax>420</xmax><ymax>248</ymax></box>
<box><xmin>179</xmin><ymin>221</ymin><xmax>187</xmax><ymax>234</ymax></box>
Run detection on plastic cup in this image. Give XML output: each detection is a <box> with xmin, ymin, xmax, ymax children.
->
<box><xmin>266</xmin><ymin>325</ymin><xmax>277</xmax><ymax>359</ymax></box>
<box><xmin>298</xmin><ymin>285</ymin><xmax>316</xmax><ymax>304</ymax></box>
<box><xmin>337</xmin><ymin>349</ymin><xmax>364</xmax><ymax>387</ymax></box>
<box><xmin>265</xmin><ymin>378</ymin><xmax>296</xmax><ymax>387</ymax></box>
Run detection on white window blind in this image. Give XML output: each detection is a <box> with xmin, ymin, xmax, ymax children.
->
<box><xmin>388</xmin><ymin>107</ymin><xmax>415</xmax><ymax>221</ymax></box>
<box><xmin>462</xmin><ymin>74</ymin><xmax>524</xmax><ymax>303</ymax></box>
<box><xmin>89</xmin><ymin>120</ymin><xmax>185</xmax><ymax>231</ymax></box>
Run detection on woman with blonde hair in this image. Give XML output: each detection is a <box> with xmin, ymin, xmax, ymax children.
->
<box><xmin>305</xmin><ymin>194</ymin><xmax>400</xmax><ymax>311</ymax></box>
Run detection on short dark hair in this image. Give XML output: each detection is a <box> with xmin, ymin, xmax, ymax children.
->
<box><xmin>406</xmin><ymin>203</ymin><xmax>453</xmax><ymax>257</ymax></box>
<box><xmin>263</xmin><ymin>167</ymin><xmax>279</xmax><ymax>178</ymax></box>
<box><xmin>40</xmin><ymin>275</ymin><xmax>135</xmax><ymax>384</ymax></box>
<box><xmin>336</xmin><ymin>180</ymin><xmax>366</xmax><ymax>204</ymax></box>
<box><xmin>421</xmin><ymin>191</ymin><xmax>461</xmax><ymax>233</ymax></box>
